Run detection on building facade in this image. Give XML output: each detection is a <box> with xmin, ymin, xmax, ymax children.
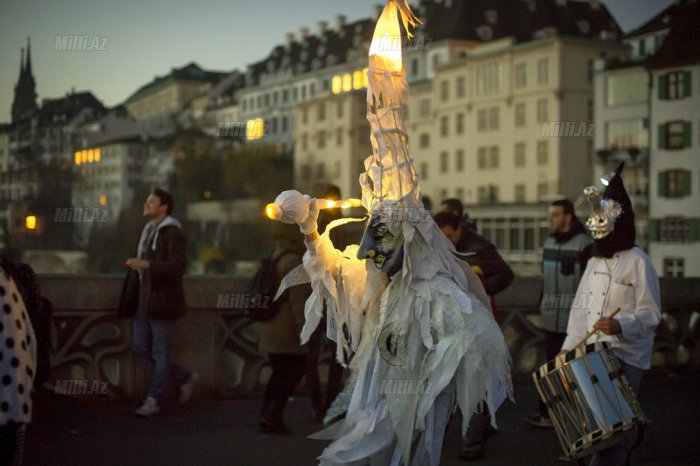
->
<box><xmin>647</xmin><ymin>1</ymin><xmax>700</xmax><ymax>277</ymax></box>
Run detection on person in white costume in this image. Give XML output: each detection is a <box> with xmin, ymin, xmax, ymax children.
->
<box><xmin>561</xmin><ymin>163</ymin><xmax>661</xmax><ymax>466</ymax></box>
<box><xmin>268</xmin><ymin>2</ymin><xmax>512</xmax><ymax>464</ymax></box>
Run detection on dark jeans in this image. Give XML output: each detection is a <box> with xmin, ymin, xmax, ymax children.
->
<box><xmin>305</xmin><ymin>324</ymin><xmax>344</xmax><ymax>414</ymax></box>
<box><xmin>539</xmin><ymin>331</ymin><xmax>568</xmax><ymax>416</ymax></box>
<box><xmin>132</xmin><ymin>318</ymin><xmax>191</xmax><ymax>404</ymax></box>
<box><xmin>262</xmin><ymin>354</ymin><xmax>307</xmax><ymax>422</ymax></box>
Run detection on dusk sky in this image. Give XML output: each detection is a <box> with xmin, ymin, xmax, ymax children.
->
<box><xmin>0</xmin><ymin>0</ymin><xmax>676</xmax><ymax>123</ymax></box>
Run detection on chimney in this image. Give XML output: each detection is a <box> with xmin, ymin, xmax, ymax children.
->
<box><xmin>300</xmin><ymin>27</ymin><xmax>310</xmax><ymax>40</ymax></box>
<box><xmin>374</xmin><ymin>4</ymin><xmax>383</xmax><ymax>20</ymax></box>
<box><xmin>335</xmin><ymin>15</ymin><xmax>346</xmax><ymax>32</ymax></box>
<box><xmin>286</xmin><ymin>33</ymin><xmax>296</xmax><ymax>44</ymax></box>
<box><xmin>318</xmin><ymin>20</ymin><xmax>328</xmax><ymax>34</ymax></box>
<box><xmin>589</xmin><ymin>0</ymin><xmax>600</xmax><ymax>10</ymax></box>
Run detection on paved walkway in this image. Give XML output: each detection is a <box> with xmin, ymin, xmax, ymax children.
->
<box><xmin>24</xmin><ymin>373</ymin><xmax>700</xmax><ymax>466</ymax></box>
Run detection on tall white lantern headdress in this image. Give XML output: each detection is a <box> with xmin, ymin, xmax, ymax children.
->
<box><xmin>360</xmin><ymin>0</ymin><xmax>422</xmax><ymax>214</ymax></box>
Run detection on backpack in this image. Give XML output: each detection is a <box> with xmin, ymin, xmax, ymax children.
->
<box><xmin>244</xmin><ymin>251</ymin><xmax>292</xmax><ymax>321</ymax></box>
<box><xmin>0</xmin><ymin>256</ymin><xmax>53</xmax><ymax>385</ymax></box>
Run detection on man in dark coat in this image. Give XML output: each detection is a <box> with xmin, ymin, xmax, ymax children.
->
<box><xmin>125</xmin><ymin>188</ymin><xmax>196</xmax><ymax>416</ymax></box>
<box><xmin>433</xmin><ymin>210</ymin><xmax>514</xmax><ymax>298</ymax></box>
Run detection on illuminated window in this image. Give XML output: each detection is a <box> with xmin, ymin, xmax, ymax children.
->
<box><xmin>87</xmin><ymin>149</ymin><xmax>94</xmax><ymax>163</ymax></box>
<box><xmin>74</xmin><ymin>152</ymin><xmax>81</xmax><ymax>165</ymax></box>
<box><xmin>25</xmin><ymin>215</ymin><xmax>37</xmax><ymax>230</ymax></box>
<box><xmin>332</xmin><ymin>76</ymin><xmax>342</xmax><ymax>94</ymax></box>
<box><xmin>95</xmin><ymin>148</ymin><xmax>101</xmax><ymax>162</ymax></box>
<box><xmin>246</xmin><ymin>119</ymin><xmax>264</xmax><ymax>140</ymax></box>
<box><xmin>342</xmin><ymin>73</ymin><xmax>352</xmax><ymax>92</ymax></box>
<box><xmin>362</xmin><ymin>68</ymin><xmax>369</xmax><ymax>88</ymax></box>
<box><xmin>353</xmin><ymin>71</ymin><xmax>363</xmax><ymax>90</ymax></box>
<box><xmin>99</xmin><ymin>194</ymin><xmax>107</xmax><ymax>206</ymax></box>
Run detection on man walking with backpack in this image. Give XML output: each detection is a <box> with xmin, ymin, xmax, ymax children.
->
<box><xmin>257</xmin><ymin>221</ymin><xmax>311</xmax><ymax>434</ymax></box>
<box><xmin>125</xmin><ymin>188</ymin><xmax>197</xmax><ymax>416</ymax></box>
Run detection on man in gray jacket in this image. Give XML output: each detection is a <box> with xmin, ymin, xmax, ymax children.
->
<box><xmin>524</xmin><ymin>199</ymin><xmax>592</xmax><ymax>428</ymax></box>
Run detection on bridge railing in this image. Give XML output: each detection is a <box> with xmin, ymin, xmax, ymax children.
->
<box><xmin>37</xmin><ymin>275</ymin><xmax>700</xmax><ymax>399</ymax></box>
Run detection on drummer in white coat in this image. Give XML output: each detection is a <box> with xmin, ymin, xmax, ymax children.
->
<box><xmin>561</xmin><ymin>163</ymin><xmax>661</xmax><ymax>466</ymax></box>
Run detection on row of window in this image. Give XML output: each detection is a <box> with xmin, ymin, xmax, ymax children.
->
<box><xmin>649</xmin><ymin>217</ymin><xmax>700</xmax><ymax>244</ymax></box>
<box><xmin>297</xmin><ymin>128</ymin><xmax>366</xmax><ymax>151</ymax></box>
<box><xmin>298</xmin><ymin>161</ymin><xmax>343</xmax><ymax>181</ymax></box>
<box><xmin>0</xmin><ymin>187</ymin><xmax>35</xmax><ymax>202</ymax></box>
<box><xmin>0</xmin><ymin>171</ymin><xmax>37</xmax><ymax>183</ymax></box>
<box><xmin>476</xmin><ymin>217</ymin><xmax>550</xmax><ymax>253</ymax></box>
<box><xmin>433</xmin><ymin>59</ymin><xmax>553</xmax><ymax>102</ymax></box>
<box><xmin>606</xmin><ymin>69</ymin><xmax>692</xmax><ymax>108</ymax></box>
<box><xmin>75</xmin><ymin>180</ymin><xmax>122</xmax><ymax>190</ymax></box>
<box><xmin>299</xmin><ymin>99</ymin><xmax>368</xmax><ymax>126</ymax></box>
<box><xmin>433</xmin><ymin>181</ymin><xmax>551</xmax><ymax>206</ymax></box>
<box><xmin>241</xmin><ymin>81</ymin><xmax>324</xmax><ymax>113</ymax></box>
<box><xmin>331</xmin><ymin>69</ymin><xmax>369</xmax><ymax>95</ymax></box>
<box><xmin>429</xmin><ymin>141</ymin><xmax>550</xmax><ymax>174</ymax></box>
<box><xmin>419</xmin><ymin>99</ymin><xmax>552</xmax><ymax>135</ymax></box>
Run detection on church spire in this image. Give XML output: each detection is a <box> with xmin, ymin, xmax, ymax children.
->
<box><xmin>11</xmin><ymin>38</ymin><xmax>38</xmax><ymax>124</ymax></box>
<box><xmin>18</xmin><ymin>47</ymin><xmax>25</xmax><ymax>81</ymax></box>
<box><xmin>25</xmin><ymin>37</ymin><xmax>33</xmax><ymax>77</ymax></box>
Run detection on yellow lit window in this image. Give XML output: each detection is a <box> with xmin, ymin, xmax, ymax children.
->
<box><xmin>25</xmin><ymin>216</ymin><xmax>37</xmax><ymax>230</ymax></box>
<box><xmin>362</xmin><ymin>68</ymin><xmax>369</xmax><ymax>88</ymax></box>
<box><xmin>74</xmin><ymin>152</ymin><xmax>81</xmax><ymax>165</ymax></box>
<box><xmin>353</xmin><ymin>71</ymin><xmax>363</xmax><ymax>90</ymax></box>
<box><xmin>246</xmin><ymin>118</ymin><xmax>264</xmax><ymax>140</ymax></box>
<box><xmin>81</xmin><ymin>151</ymin><xmax>87</xmax><ymax>164</ymax></box>
<box><xmin>99</xmin><ymin>194</ymin><xmax>107</xmax><ymax>206</ymax></box>
<box><xmin>332</xmin><ymin>76</ymin><xmax>342</xmax><ymax>95</ymax></box>
<box><xmin>95</xmin><ymin>148</ymin><xmax>101</xmax><ymax>162</ymax></box>
<box><xmin>87</xmin><ymin>149</ymin><xmax>94</xmax><ymax>163</ymax></box>
<box><xmin>342</xmin><ymin>73</ymin><xmax>352</xmax><ymax>92</ymax></box>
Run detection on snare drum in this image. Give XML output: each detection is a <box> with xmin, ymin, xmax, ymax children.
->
<box><xmin>532</xmin><ymin>342</ymin><xmax>647</xmax><ymax>460</ymax></box>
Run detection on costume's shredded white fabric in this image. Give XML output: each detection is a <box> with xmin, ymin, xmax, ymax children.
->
<box><xmin>279</xmin><ymin>214</ymin><xmax>513</xmax><ymax>465</ymax></box>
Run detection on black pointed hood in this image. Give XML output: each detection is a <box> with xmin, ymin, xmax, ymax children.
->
<box><xmin>593</xmin><ymin>162</ymin><xmax>636</xmax><ymax>257</ymax></box>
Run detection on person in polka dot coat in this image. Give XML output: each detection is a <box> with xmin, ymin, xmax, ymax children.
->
<box><xmin>0</xmin><ymin>266</ymin><xmax>37</xmax><ymax>465</ymax></box>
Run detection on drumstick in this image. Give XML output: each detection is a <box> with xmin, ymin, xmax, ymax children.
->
<box><xmin>575</xmin><ymin>307</ymin><xmax>622</xmax><ymax>348</ymax></box>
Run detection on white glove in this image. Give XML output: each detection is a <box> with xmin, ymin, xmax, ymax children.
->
<box><xmin>299</xmin><ymin>196</ymin><xmax>319</xmax><ymax>235</ymax></box>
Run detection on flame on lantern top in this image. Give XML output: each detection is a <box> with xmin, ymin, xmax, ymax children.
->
<box><xmin>368</xmin><ymin>0</ymin><xmax>422</xmax><ymax>73</ymax></box>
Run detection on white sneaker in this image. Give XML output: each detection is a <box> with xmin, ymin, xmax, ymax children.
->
<box><xmin>135</xmin><ymin>396</ymin><xmax>160</xmax><ymax>416</ymax></box>
<box><xmin>178</xmin><ymin>372</ymin><xmax>199</xmax><ymax>404</ymax></box>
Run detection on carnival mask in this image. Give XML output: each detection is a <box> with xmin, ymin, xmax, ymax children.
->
<box><xmin>584</xmin><ymin>186</ymin><xmax>623</xmax><ymax>239</ymax></box>
<box><xmin>357</xmin><ymin>214</ymin><xmax>404</xmax><ymax>275</ymax></box>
